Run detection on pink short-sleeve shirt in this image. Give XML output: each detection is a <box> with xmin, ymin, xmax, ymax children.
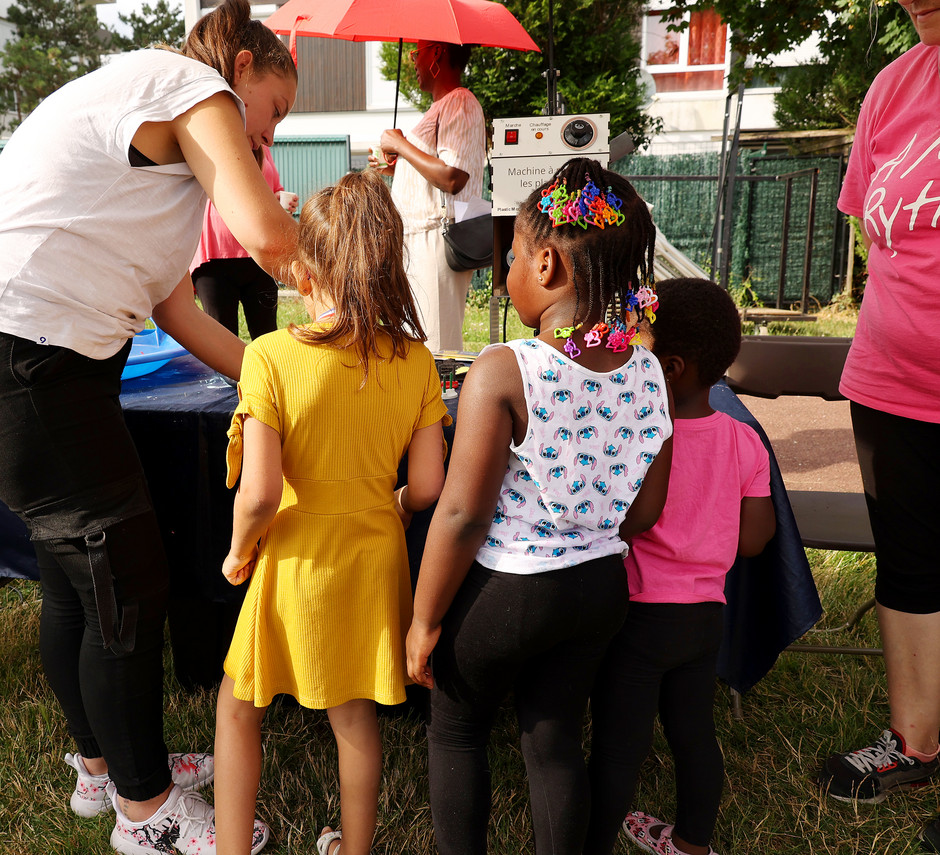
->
<box><xmin>838</xmin><ymin>43</ymin><xmax>940</xmax><ymax>423</ymax></box>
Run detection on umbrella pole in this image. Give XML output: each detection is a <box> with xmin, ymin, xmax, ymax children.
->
<box><xmin>394</xmin><ymin>38</ymin><xmax>403</xmax><ymax>128</ymax></box>
<box><xmin>545</xmin><ymin>0</ymin><xmax>557</xmax><ymax>115</ymax></box>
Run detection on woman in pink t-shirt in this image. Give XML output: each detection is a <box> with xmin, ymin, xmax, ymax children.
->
<box><xmin>192</xmin><ymin>146</ymin><xmax>299</xmax><ymax>339</ymax></box>
<box><xmin>816</xmin><ymin>5</ymin><xmax>940</xmax><ymax>851</ymax></box>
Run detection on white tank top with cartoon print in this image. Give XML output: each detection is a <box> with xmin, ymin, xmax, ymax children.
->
<box><xmin>474</xmin><ymin>338</ymin><xmax>672</xmax><ymax>575</ymax></box>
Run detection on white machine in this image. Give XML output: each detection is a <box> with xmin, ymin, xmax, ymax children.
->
<box><xmin>491</xmin><ymin>114</ymin><xmax>611</xmax><ymax>216</ymax></box>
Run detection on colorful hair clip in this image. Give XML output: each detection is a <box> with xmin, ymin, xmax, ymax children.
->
<box><xmin>583</xmin><ymin>322</ymin><xmax>609</xmax><ymax>348</ymax></box>
<box><xmin>554</xmin><ymin>323</ymin><xmax>582</xmax><ymax>358</ymax></box>
<box><xmin>607</xmin><ymin>328</ymin><xmax>630</xmax><ymax>353</ymax></box>
<box><xmin>635</xmin><ymin>286</ymin><xmax>659</xmax><ymax>313</ymax></box>
<box><xmin>539</xmin><ymin>175</ymin><xmax>625</xmax><ymax>230</ymax></box>
<box><xmin>604</xmin><ymin>317</ymin><xmax>631</xmax><ymax>353</ymax></box>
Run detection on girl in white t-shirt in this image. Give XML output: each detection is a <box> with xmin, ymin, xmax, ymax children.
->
<box><xmin>406</xmin><ymin>157</ymin><xmax>673</xmax><ymax>854</ymax></box>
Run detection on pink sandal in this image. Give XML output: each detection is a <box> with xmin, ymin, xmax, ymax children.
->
<box><xmin>622</xmin><ymin>811</ymin><xmax>718</xmax><ymax>855</ymax></box>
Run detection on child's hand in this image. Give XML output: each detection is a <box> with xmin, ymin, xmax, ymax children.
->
<box><xmin>222</xmin><ymin>548</ymin><xmax>257</xmax><ymax>586</ymax></box>
<box><xmin>406</xmin><ymin>620</ymin><xmax>441</xmax><ymax>689</ymax></box>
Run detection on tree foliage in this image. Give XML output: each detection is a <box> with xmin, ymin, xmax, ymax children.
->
<box><xmin>773</xmin><ymin>1</ymin><xmax>917</xmax><ymax>129</ymax></box>
<box><xmin>0</xmin><ymin>0</ymin><xmax>106</xmax><ymax>132</ymax></box>
<box><xmin>379</xmin><ymin>0</ymin><xmax>661</xmax><ymax>149</ymax></box>
<box><xmin>662</xmin><ymin>0</ymin><xmax>919</xmax><ymax>130</ymax></box>
<box><xmin>110</xmin><ymin>1</ymin><xmax>186</xmax><ymax>52</ymax></box>
<box><xmin>660</xmin><ymin>0</ymin><xmax>828</xmax><ymax>83</ymax></box>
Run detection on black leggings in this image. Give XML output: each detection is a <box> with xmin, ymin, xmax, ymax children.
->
<box><xmin>585</xmin><ymin>602</ymin><xmax>725</xmax><ymax>854</ymax></box>
<box><xmin>0</xmin><ymin>332</ymin><xmax>172</xmax><ymax>801</ymax></box>
<box><xmin>427</xmin><ymin>557</ymin><xmax>629</xmax><ymax>855</ymax></box>
<box><xmin>193</xmin><ymin>257</ymin><xmax>278</xmax><ymax>339</ymax></box>
<box><xmin>851</xmin><ymin>402</ymin><xmax>940</xmax><ymax>613</ymax></box>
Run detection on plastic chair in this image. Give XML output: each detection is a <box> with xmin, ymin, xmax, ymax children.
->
<box><xmin>725</xmin><ymin>335</ymin><xmax>880</xmax><ymax>656</ymax></box>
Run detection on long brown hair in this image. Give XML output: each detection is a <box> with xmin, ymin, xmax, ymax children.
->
<box><xmin>289</xmin><ymin>170</ymin><xmax>426</xmax><ymax>378</ymax></box>
<box><xmin>181</xmin><ymin>0</ymin><xmax>297</xmax><ymax>87</ymax></box>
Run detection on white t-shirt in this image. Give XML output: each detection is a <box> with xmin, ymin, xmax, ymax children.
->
<box><xmin>474</xmin><ymin>339</ymin><xmax>672</xmax><ymax>575</ymax></box>
<box><xmin>0</xmin><ymin>49</ymin><xmax>244</xmax><ymax>359</ymax></box>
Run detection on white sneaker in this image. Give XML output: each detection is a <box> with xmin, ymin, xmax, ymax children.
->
<box><xmin>109</xmin><ymin>783</ymin><xmax>269</xmax><ymax>855</ymax></box>
<box><xmin>65</xmin><ymin>752</ymin><xmax>215</xmax><ymax>818</ymax></box>
<box><xmin>64</xmin><ymin>753</ymin><xmax>110</xmax><ymax>817</ymax></box>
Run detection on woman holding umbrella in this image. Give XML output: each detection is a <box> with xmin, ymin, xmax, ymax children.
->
<box><xmin>370</xmin><ymin>40</ymin><xmax>486</xmax><ymax>353</ymax></box>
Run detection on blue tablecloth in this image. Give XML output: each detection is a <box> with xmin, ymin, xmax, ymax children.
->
<box><xmin>0</xmin><ymin>356</ymin><xmax>820</xmax><ymax>693</ymax></box>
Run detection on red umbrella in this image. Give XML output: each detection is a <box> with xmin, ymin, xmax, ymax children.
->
<box><xmin>265</xmin><ymin>0</ymin><xmax>540</xmax><ymax>125</ymax></box>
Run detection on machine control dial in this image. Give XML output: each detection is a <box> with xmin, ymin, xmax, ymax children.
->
<box><xmin>562</xmin><ymin>119</ymin><xmax>595</xmax><ymax>148</ymax></box>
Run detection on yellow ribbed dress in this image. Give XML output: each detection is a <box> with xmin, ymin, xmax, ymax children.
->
<box><xmin>223</xmin><ymin>328</ymin><xmax>448</xmax><ymax>709</ymax></box>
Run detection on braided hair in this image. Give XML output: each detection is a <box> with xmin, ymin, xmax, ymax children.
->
<box><xmin>515</xmin><ymin>157</ymin><xmax>656</xmax><ymax>333</ymax></box>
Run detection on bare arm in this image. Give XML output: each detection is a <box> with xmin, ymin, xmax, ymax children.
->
<box><xmin>620</xmin><ymin>374</ymin><xmax>675</xmax><ymax>540</ymax></box>
<box><xmin>172</xmin><ymin>93</ymin><xmax>298</xmax><ymax>282</ymax></box>
<box><xmin>222</xmin><ymin>416</ymin><xmax>283</xmax><ymax>585</ymax></box>
<box><xmin>151</xmin><ymin>273</ymin><xmax>246</xmax><ymax>380</ymax></box>
<box><xmin>406</xmin><ymin>347</ymin><xmax>518</xmax><ymax>688</ymax></box>
<box><xmin>379</xmin><ymin>128</ymin><xmax>469</xmax><ymax>195</ymax></box>
<box><xmin>737</xmin><ymin>495</ymin><xmax>776</xmax><ymax>557</ymax></box>
<box><xmin>619</xmin><ymin>436</ymin><xmax>673</xmax><ymax>541</ymax></box>
<box><xmin>395</xmin><ymin>419</ymin><xmax>447</xmax><ymax>529</ymax></box>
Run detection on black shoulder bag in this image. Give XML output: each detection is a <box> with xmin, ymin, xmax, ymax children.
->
<box><xmin>436</xmin><ymin>115</ymin><xmax>494</xmax><ymax>272</ymax></box>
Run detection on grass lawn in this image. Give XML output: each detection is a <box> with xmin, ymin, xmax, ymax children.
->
<box><xmin>4</xmin><ymin>296</ymin><xmax>916</xmax><ymax>854</ymax></box>
<box><xmin>266</xmin><ymin>288</ymin><xmax>533</xmax><ymax>352</ymax></box>
<box><xmin>4</xmin><ymin>549</ymin><xmax>925</xmax><ymax>854</ymax></box>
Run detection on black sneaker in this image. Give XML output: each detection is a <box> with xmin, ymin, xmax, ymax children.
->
<box><xmin>923</xmin><ymin>816</ymin><xmax>940</xmax><ymax>853</ymax></box>
<box><xmin>818</xmin><ymin>728</ymin><xmax>939</xmax><ymax>803</ymax></box>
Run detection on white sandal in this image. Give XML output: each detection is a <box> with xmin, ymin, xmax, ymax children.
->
<box><xmin>317</xmin><ymin>828</ymin><xmax>342</xmax><ymax>855</ymax></box>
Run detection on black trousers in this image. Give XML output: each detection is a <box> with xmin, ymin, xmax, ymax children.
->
<box><xmin>0</xmin><ymin>331</ymin><xmax>172</xmax><ymax>801</ymax></box>
<box><xmin>427</xmin><ymin>557</ymin><xmax>629</xmax><ymax>855</ymax></box>
<box><xmin>193</xmin><ymin>257</ymin><xmax>278</xmax><ymax>339</ymax></box>
<box><xmin>585</xmin><ymin>602</ymin><xmax>725</xmax><ymax>853</ymax></box>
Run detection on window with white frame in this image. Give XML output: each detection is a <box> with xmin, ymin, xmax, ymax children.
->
<box><xmin>643</xmin><ymin>4</ymin><xmax>728</xmax><ymax>93</ymax></box>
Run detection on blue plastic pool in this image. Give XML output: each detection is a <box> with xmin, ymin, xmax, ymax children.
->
<box><xmin>121</xmin><ymin>325</ymin><xmax>188</xmax><ymax>380</ymax></box>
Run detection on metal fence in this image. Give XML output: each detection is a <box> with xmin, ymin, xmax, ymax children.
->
<box><xmin>612</xmin><ymin>150</ymin><xmax>850</xmax><ymax>308</ymax></box>
<box><xmin>269</xmin><ymin>135</ymin><xmax>352</xmax><ymax>206</ymax></box>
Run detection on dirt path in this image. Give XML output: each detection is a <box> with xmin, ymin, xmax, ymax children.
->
<box><xmin>737</xmin><ymin>394</ymin><xmax>863</xmax><ymax>494</ymax></box>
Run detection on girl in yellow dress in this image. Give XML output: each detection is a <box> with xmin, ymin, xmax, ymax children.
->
<box><xmin>213</xmin><ymin>170</ymin><xmax>449</xmax><ymax>855</ymax></box>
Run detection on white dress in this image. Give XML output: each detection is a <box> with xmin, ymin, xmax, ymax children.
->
<box><xmin>391</xmin><ymin>87</ymin><xmax>485</xmax><ymax>352</ymax></box>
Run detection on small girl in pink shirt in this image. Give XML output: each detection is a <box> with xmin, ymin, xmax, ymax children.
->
<box><xmin>584</xmin><ymin>278</ymin><xmax>776</xmax><ymax>855</ymax></box>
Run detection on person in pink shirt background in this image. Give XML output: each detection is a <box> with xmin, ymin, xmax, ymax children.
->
<box><xmin>192</xmin><ymin>145</ymin><xmax>299</xmax><ymax>339</ymax></box>
<box><xmin>585</xmin><ymin>278</ymin><xmax>775</xmax><ymax>855</ymax></box>
<box><xmin>815</xmin><ymin>6</ymin><xmax>940</xmax><ymax>851</ymax></box>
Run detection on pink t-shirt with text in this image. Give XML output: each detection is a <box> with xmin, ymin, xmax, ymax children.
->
<box><xmin>838</xmin><ymin>42</ymin><xmax>940</xmax><ymax>423</ymax></box>
<box><xmin>625</xmin><ymin>411</ymin><xmax>770</xmax><ymax>604</ymax></box>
